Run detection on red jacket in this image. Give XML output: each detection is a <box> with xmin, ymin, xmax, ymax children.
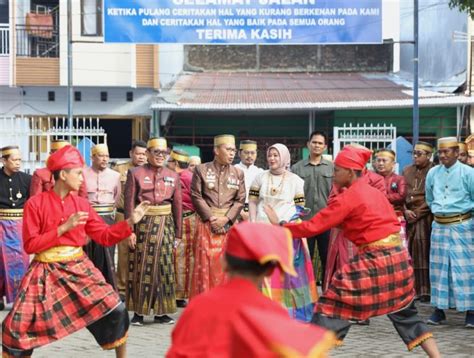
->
<box><xmin>23</xmin><ymin>190</ymin><xmax>131</xmax><ymax>254</ymax></box>
<box><xmin>285</xmin><ymin>178</ymin><xmax>400</xmax><ymax>246</ymax></box>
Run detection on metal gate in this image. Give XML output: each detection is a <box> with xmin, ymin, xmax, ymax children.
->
<box><xmin>333</xmin><ymin>123</ymin><xmax>397</xmax><ymax>170</ymax></box>
<box><xmin>0</xmin><ymin>116</ymin><xmax>107</xmax><ymax>173</ymax></box>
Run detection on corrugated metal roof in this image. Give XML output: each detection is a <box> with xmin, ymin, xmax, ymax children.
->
<box><xmin>152</xmin><ymin>72</ymin><xmax>474</xmax><ymax>111</ymax></box>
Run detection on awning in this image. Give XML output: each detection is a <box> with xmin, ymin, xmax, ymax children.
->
<box><xmin>152</xmin><ymin>72</ymin><xmax>474</xmax><ymax>112</ymax></box>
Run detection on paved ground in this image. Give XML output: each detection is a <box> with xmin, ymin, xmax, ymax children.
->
<box><xmin>1</xmin><ymin>301</ymin><xmax>473</xmax><ymax>357</ymax></box>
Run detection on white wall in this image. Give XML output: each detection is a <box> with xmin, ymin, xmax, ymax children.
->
<box><xmin>159</xmin><ymin>44</ymin><xmax>184</xmax><ymax>88</ymax></box>
<box><xmin>382</xmin><ymin>0</ymin><xmax>401</xmax><ymax>72</ymax></box>
<box><xmin>59</xmin><ymin>0</ymin><xmax>136</xmax><ymax>87</ymax></box>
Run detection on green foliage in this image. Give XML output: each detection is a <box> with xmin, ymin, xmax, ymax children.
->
<box><xmin>449</xmin><ymin>0</ymin><xmax>474</xmax><ymax>18</ymax></box>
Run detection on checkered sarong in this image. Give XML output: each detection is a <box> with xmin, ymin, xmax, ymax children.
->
<box><xmin>316</xmin><ymin>244</ymin><xmax>415</xmax><ymax>321</ymax></box>
<box><xmin>2</xmin><ymin>255</ymin><xmax>121</xmax><ymax>352</ymax></box>
<box><xmin>430</xmin><ymin>218</ymin><xmax>474</xmax><ymax>311</ymax></box>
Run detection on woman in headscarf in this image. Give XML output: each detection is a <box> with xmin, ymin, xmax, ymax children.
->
<box><xmin>248</xmin><ymin>143</ymin><xmax>317</xmax><ymax>322</ymax></box>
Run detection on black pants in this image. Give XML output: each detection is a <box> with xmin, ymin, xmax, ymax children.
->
<box><xmin>311</xmin><ymin>302</ymin><xmax>432</xmax><ymax>350</ymax></box>
<box><xmin>3</xmin><ymin>303</ymin><xmax>129</xmax><ymax>357</ymax></box>
<box><xmin>307</xmin><ymin>230</ymin><xmax>330</xmax><ymax>285</ymax></box>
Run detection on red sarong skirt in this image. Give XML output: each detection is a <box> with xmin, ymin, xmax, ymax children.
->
<box><xmin>316</xmin><ymin>244</ymin><xmax>415</xmax><ymax>321</ymax></box>
<box><xmin>2</xmin><ymin>254</ymin><xmax>122</xmax><ymax>352</ymax></box>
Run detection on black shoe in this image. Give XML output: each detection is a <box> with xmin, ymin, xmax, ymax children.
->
<box><xmin>427</xmin><ymin>309</ymin><xmax>446</xmax><ymax>325</ymax></box>
<box><xmin>131</xmin><ymin>313</ymin><xmax>144</xmax><ymax>326</ymax></box>
<box><xmin>465</xmin><ymin>311</ymin><xmax>474</xmax><ymax>328</ymax></box>
<box><xmin>0</xmin><ymin>300</ymin><xmax>4</xmax><ymax>311</ymax></box>
<box><xmin>154</xmin><ymin>315</ymin><xmax>175</xmax><ymax>325</ymax></box>
<box><xmin>176</xmin><ymin>299</ymin><xmax>187</xmax><ymax>308</ymax></box>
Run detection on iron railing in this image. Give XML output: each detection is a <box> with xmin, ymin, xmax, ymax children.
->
<box><xmin>16</xmin><ymin>24</ymin><xmax>59</xmax><ymax>57</ymax></box>
<box><xmin>0</xmin><ymin>24</ymin><xmax>8</xmax><ymax>56</ymax></box>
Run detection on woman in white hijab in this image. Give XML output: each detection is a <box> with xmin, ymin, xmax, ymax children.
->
<box><xmin>248</xmin><ymin>143</ymin><xmax>318</xmax><ymax>322</ymax></box>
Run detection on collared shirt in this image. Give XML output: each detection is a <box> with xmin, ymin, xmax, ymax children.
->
<box><xmin>426</xmin><ymin>161</ymin><xmax>474</xmax><ymax>215</ymax></box>
<box><xmin>22</xmin><ymin>190</ymin><xmax>132</xmax><ymax>254</ymax></box>
<box><xmin>234</xmin><ymin>162</ymin><xmax>264</xmax><ymax>202</ymax></box>
<box><xmin>291</xmin><ymin>157</ymin><xmax>334</xmax><ymax>217</ymax></box>
<box><xmin>191</xmin><ymin>160</ymin><xmax>246</xmax><ymax>223</ymax></box>
<box><xmin>83</xmin><ymin>166</ymin><xmax>121</xmax><ymax>206</ymax></box>
<box><xmin>30</xmin><ymin>167</ymin><xmax>88</xmax><ymax>198</ymax></box>
<box><xmin>124</xmin><ymin>164</ymin><xmax>182</xmax><ymax>238</ymax></box>
<box><xmin>0</xmin><ymin>168</ymin><xmax>31</xmax><ymax>209</ymax></box>
<box><xmin>403</xmin><ymin>162</ymin><xmax>434</xmax><ymax>219</ymax></box>
<box><xmin>285</xmin><ymin>179</ymin><xmax>400</xmax><ymax>246</ymax></box>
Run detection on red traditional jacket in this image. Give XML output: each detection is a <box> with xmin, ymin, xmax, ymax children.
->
<box><xmin>381</xmin><ymin>172</ymin><xmax>407</xmax><ymax>213</ymax></box>
<box><xmin>167</xmin><ymin>277</ymin><xmax>333</xmax><ymax>358</ymax></box>
<box><xmin>285</xmin><ymin>179</ymin><xmax>400</xmax><ymax>246</ymax></box>
<box><xmin>23</xmin><ymin>190</ymin><xmax>131</xmax><ymax>254</ymax></box>
<box><xmin>179</xmin><ymin>169</ymin><xmax>195</xmax><ymax>212</ymax></box>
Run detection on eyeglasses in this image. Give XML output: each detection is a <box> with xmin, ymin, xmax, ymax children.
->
<box><xmin>412</xmin><ymin>151</ymin><xmax>427</xmax><ymax>157</ymax></box>
<box><xmin>149</xmin><ymin>149</ymin><xmax>168</xmax><ymax>157</ymax></box>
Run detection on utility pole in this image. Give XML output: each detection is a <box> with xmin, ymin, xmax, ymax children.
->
<box><xmin>67</xmin><ymin>0</ymin><xmax>73</xmax><ymax>133</ymax></box>
<box><xmin>413</xmin><ymin>0</ymin><xmax>419</xmax><ymax>145</ymax></box>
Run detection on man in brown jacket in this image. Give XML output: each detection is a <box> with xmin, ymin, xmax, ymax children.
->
<box><xmin>403</xmin><ymin>141</ymin><xmax>435</xmax><ymax>302</ymax></box>
<box><xmin>190</xmin><ymin>134</ymin><xmax>245</xmax><ymax>297</ymax></box>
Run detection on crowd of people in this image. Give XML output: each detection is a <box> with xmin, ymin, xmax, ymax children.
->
<box><xmin>0</xmin><ymin>130</ymin><xmax>472</xmax><ymax>357</ymax></box>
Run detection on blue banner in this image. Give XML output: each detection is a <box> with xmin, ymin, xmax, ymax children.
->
<box><xmin>104</xmin><ymin>0</ymin><xmax>382</xmax><ymax>44</ymax></box>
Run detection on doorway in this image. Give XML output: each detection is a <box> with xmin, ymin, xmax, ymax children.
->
<box><xmin>100</xmin><ymin>118</ymin><xmax>132</xmax><ymax>158</ymax></box>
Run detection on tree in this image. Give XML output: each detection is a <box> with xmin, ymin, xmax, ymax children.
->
<box><xmin>449</xmin><ymin>0</ymin><xmax>474</xmax><ymax>18</ymax></box>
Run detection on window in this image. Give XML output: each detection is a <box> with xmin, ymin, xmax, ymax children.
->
<box><xmin>126</xmin><ymin>91</ymin><xmax>133</xmax><ymax>102</ymax></box>
<box><xmin>48</xmin><ymin>91</ymin><xmax>55</xmax><ymax>101</ymax></box>
<box><xmin>74</xmin><ymin>91</ymin><xmax>82</xmax><ymax>101</ymax></box>
<box><xmin>100</xmin><ymin>91</ymin><xmax>107</xmax><ymax>102</ymax></box>
<box><xmin>81</xmin><ymin>0</ymin><xmax>102</xmax><ymax>36</ymax></box>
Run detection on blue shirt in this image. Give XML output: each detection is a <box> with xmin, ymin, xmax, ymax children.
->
<box><xmin>426</xmin><ymin>161</ymin><xmax>474</xmax><ymax>215</ymax></box>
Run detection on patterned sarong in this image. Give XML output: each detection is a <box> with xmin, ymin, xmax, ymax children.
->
<box><xmin>127</xmin><ymin>213</ymin><xmax>177</xmax><ymax>315</ymax></box>
<box><xmin>0</xmin><ymin>219</ymin><xmax>29</xmax><ymax>303</ymax></box>
<box><xmin>175</xmin><ymin>211</ymin><xmax>196</xmax><ymax>300</ymax></box>
<box><xmin>407</xmin><ymin>214</ymin><xmax>433</xmax><ymax>297</ymax></box>
<box><xmin>262</xmin><ymin>238</ymin><xmax>318</xmax><ymax>322</ymax></box>
<box><xmin>317</xmin><ymin>244</ymin><xmax>415</xmax><ymax>321</ymax></box>
<box><xmin>83</xmin><ymin>214</ymin><xmax>117</xmax><ymax>290</ymax></box>
<box><xmin>323</xmin><ymin>228</ymin><xmax>358</xmax><ymax>293</ymax></box>
<box><xmin>2</xmin><ymin>255</ymin><xmax>123</xmax><ymax>352</ymax></box>
<box><xmin>190</xmin><ymin>217</ymin><xmax>228</xmax><ymax>298</ymax></box>
<box><xmin>430</xmin><ymin>218</ymin><xmax>474</xmax><ymax>311</ymax></box>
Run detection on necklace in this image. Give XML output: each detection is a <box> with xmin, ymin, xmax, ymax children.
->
<box><xmin>9</xmin><ymin>187</ymin><xmax>22</xmax><ymax>203</ymax></box>
<box><xmin>268</xmin><ymin>172</ymin><xmax>285</xmax><ymax>196</ymax></box>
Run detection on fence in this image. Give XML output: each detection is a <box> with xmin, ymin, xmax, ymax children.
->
<box><xmin>0</xmin><ymin>24</ymin><xmax>8</xmax><ymax>55</ymax></box>
<box><xmin>0</xmin><ymin>116</ymin><xmax>107</xmax><ymax>173</ymax></box>
<box><xmin>333</xmin><ymin>123</ymin><xmax>397</xmax><ymax>159</ymax></box>
<box><xmin>15</xmin><ymin>24</ymin><xmax>59</xmax><ymax>57</ymax></box>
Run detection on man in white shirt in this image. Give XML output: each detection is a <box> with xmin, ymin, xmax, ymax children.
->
<box><xmin>235</xmin><ymin>140</ymin><xmax>264</xmax><ymax>221</ymax></box>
